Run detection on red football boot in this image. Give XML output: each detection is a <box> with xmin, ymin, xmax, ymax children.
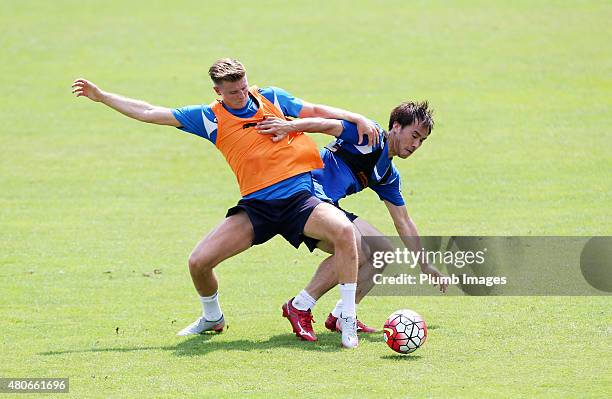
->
<box><xmin>282</xmin><ymin>299</ymin><xmax>317</xmax><ymax>342</ymax></box>
<box><xmin>325</xmin><ymin>313</ymin><xmax>377</xmax><ymax>333</ymax></box>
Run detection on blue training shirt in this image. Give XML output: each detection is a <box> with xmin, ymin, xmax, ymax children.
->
<box><xmin>171</xmin><ymin>87</ymin><xmax>313</xmax><ymax>200</ymax></box>
<box><xmin>313</xmin><ymin>120</ymin><xmax>405</xmax><ymax>207</ymax></box>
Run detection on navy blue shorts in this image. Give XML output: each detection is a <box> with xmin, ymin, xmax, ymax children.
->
<box><xmin>226</xmin><ymin>190</ymin><xmax>323</xmax><ymax>252</ymax></box>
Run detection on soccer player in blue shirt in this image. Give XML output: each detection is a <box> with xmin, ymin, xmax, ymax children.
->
<box><xmin>256</xmin><ymin>102</ymin><xmax>448</xmax><ymax>337</ymax></box>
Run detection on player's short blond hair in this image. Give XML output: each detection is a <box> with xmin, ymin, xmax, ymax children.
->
<box><xmin>208</xmin><ymin>58</ymin><xmax>246</xmax><ymax>85</ymax></box>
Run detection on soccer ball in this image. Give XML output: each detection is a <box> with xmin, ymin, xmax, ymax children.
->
<box><xmin>383</xmin><ymin>309</ymin><xmax>427</xmax><ymax>354</ymax></box>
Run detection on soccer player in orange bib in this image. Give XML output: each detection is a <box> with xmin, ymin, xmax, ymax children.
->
<box><xmin>72</xmin><ymin>58</ymin><xmax>379</xmax><ymax>348</ymax></box>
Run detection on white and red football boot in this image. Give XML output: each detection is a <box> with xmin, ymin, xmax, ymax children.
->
<box><xmin>176</xmin><ymin>315</ymin><xmax>225</xmax><ymax>336</ymax></box>
<box><xmin>281</xmin><ymin>298</ymin><xmax>317</xmax><ymax>342</ymax></box>
<box><xmin>325</xmin><ymin>313</ymin><xmax>376</xmax><ymax>333</ymax></box>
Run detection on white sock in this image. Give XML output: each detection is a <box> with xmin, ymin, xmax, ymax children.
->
<box><xmin>339</xmin><ymin>283</ymin><xmax>357</xmax><ymax>318</ymax></box>
<box><xmin>292</xmin><ymin>290</ymin><xmax>317</xmax><ymax>311</ymax></box>
<box><xmin>200</xmin><ymin>292</ymin><xmax>222</xmax><ymax>321</ymax></box>
<box><xmin>331</xmin><ymin>299</ymin><xmax>343</xmax><ymax>317</ymax></box>
<box><xmin>331</xmin><ymin>300</ymin><xmax>358</xmax><ymax>318</ymax></box>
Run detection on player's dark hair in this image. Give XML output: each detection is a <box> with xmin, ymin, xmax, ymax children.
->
<box><xmin>388</xmin><ymin>101</ymin><xmax>434</xmax><ymax>134</ymax></box>
<box><xmin>209</xmin><ymin>58</ymin><xmax>246</xmax><ymax>85</ymax></box>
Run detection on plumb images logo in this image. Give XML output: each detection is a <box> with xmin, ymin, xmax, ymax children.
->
<box><xmin>370</xmin><ymin>245</ymin><xmax>503</xmax><ymax>290</ymax></box>
<box><xmin>365</xmin><ymin>236</ymin><xmax>611</xmax><ymax>296</ymax></box>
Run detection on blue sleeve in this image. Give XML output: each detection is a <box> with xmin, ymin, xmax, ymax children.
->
<box><xmin>260</xmin><ymin>87</ymin><xmax>303</xmax><ymax>118</ymax></box>
<box><xmin>171</xmin><ymin>105</ymin><xmax>217</xmax><ymax>143</ymax></box>
<box><xmin>338</xmin><ymin>121</ymin><xmax>360</xmax><ymax>144</ymax></box>
<box><xmin>370</xmin><ymin>167</ymin><xmax>405</xmax><ymax>206</ymax></box>
<box><xmin>338</xmin><ymin>120</ymin><xmax>384</xmax><ymax>146</ymax></box>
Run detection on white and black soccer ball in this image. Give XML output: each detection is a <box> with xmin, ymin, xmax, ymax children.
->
<box><xmin>383</xmin><ymin>309</ymin><xmax>427</xmax><ymax>354</ymax></box>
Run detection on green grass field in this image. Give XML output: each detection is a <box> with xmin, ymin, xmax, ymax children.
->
<box><xmin>1</xmin><ymin>1</ymin><xmax>611</xmax><ymax>397</ymax></box>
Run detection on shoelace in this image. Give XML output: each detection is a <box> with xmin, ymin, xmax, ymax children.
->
<box><xmin>299</xmin><ymin>313</ymin><xmax>316</xmax><ymax>332</ymax></box>
<box><xmin>342</xmin><ymin>317</ymin><xmax>358</xmax><ymax>337</ymax></box>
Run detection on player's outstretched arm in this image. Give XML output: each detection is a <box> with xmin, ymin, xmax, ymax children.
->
<box><xmin>256</xmin><ymin>117</ymin><xmax>343</xmax><ymax>142</ymax></box>
<box><xmin>71</xmin><ymin>79</ymin><xmax>181</xmax><ymax>127</ymax></box>
<box><xmin>384</xmin><ymin>201</ymin><xmax>448</xmax><ymax>293</ymax></box>
<box><xmin>298</xmin><ymin>101</ymin><xmax>379</xmax><ymax>147</ymax></box>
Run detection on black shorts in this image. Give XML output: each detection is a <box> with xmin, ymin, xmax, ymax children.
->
<box><xmin>226</xmin><ymin>190</ymin><xmax>323</xmax><ymax>252</ymax></box>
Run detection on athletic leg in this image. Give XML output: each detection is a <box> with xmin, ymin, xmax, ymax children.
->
<box><xmin>302</xmin><ymin>202</ymin><xmax>358</xmax><ymax>284</ymax></box>
<box><xmin>188</xmin><ymin>211</ymin><xmax>254</xmax><ymax>296</ymax></box>
<box><xmin>303</xmin><ymin>225</ymin><xmax>369</xmax><ymax>301</ymax></box>
<box><xmin>305</xmin><ymin>217</ymin><xmax>388</xmax><ymax>302</ymax></box>
<box><xmin>310</xmin><ymin>217</ymin><xmax>393</xmax><ymax>334</ymax></box>
<box><xmin>177</xmin><ymin>211</ymin><xmax>254</xmax><ymax>336</ymax></box>
<box><xmin>302</xmin><ymin>202</ymin><xmax>359</xmax><ymax>348</ymax></box>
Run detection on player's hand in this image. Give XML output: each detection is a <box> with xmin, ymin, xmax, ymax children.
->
<box><xmin>356</xmin><ymin>117</ymin><xmax>379</xmax><ymax>147</ymax></box>
<box><xmin>420</xmin><ymin>263</ymin><xmax>448</xmax><ymax>293</ymax></box>
<box><xmin>256</xmin><ymin>117</ymin><xmax>296</xmax><ymax>142</ymax></box>
<box><xmin>72</xmin><ymin>78</ymin><xmax>104</xmax><ymax>102</ymax></box>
